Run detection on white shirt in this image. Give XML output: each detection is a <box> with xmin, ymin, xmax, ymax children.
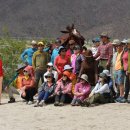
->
<box><xmin>92</xmin><ymin>82</ymin><xmax>110</xmax><ymax>94</ymax></box>
<box><xmin>44</xmin><ymin>70</ymin><xmax>58</xmax><ymax>82</ymax></box>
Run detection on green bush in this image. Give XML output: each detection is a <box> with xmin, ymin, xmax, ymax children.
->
<box><xmin>0</xmin><ymin>37</ymin><xmax>27</xmax><ymax>85</ymax></box>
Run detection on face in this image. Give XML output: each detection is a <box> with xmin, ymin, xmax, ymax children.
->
<box><xmin>47</xmin><ymin>66</ymin><xmax>53</xmax><ymax>71</ymax></box>
<box><xmin>55</xmin><ymin>43</ymin><xmax>60</xmax><ymax>48</ymax></box>
<box><xmin>116</xmin><ymin>45</ymin><xmax>123</xmax><ymax>52</ymax></box>
<box><xmin>74</xmin><ymin>49</ymin><xmax>80</xmax><ymax>54</ymax></box>
<box><xmin>80</xmin><ymin>78</ymin><xmax>86</xmax><ymax>84</ymax></box>
<box><xmin>38</xmin><ymin>45</ymin><xmax>44</xmax><ymax>51</ymax></box>
<box><xmin>99</xmin><ymin>77</ymin><xmax>103</xmax><ymax>82</ymax></box>
<box><xmin>100</xmin><ymin>36</ymin><xmax>108</xmax><ymax>43</ymax></box>
<box><xmin>46</xmin><ymin>76</ymin><xmax>53</xmax><ymax>82</ymax></box>
<box><xmin>69</xmin><ymin>43</ymin><xmax>75</xmax><ymax>49</ymax></box>
<box><xmin>62</xmin><ymin>75</ymin><xmax>68</xmax><ymax>81</ymax></box>
<box><xmin>23</xmin><ymin>70</ymin><xmax>29</xmax><ymax>76</ymax></box>
<box><xmin>60</xmin><ymin>49</ymin><xmax>66</xmax><ymax>56</ymax></box>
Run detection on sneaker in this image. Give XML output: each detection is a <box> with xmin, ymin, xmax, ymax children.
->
<box><xmin>34</xmin><ymin>101</ymin><xmax>40</xmax><ymax>107</ymax></box>
<box><xmin>59</xmin><ymin>102</ymin><xmax>64</xmax><ymax>106</ymax></box>
<box><xmin>8</xmin><ymin>98</ymin><xmax>15</xmax><ymax>103</ymax></box>
<box><xmin>28</xmin><ymin>101</ymin><xmax>34</xmax><ymax>105</ymax></box>
<box><xmin>119</xmin><ymin>98</ymin><xmax>127</xmax><ymax>103</ymax></box>
<box><xmin>54</xmin><ymin>101</ymin><xmax>59</xmax><ymax>106</ymax></box>
<box><xmin>39</xmin><ymin>100</ymin><xmax>46</xmax><ymax>107</ymax></box>
<box><xmin>71</xmin><ymin>99</ymin><xmax>76</xmax><ymax>106</ymax></box>
<box><xmin>115</xmin><ymin>97</ymin><xmax>123</xmax><ymax>102</ymax></box>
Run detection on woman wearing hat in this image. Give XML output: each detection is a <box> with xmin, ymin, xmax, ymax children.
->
<box><xmin>54</xmin><ymin>46</ymin><xmax>70</xmax><ymax>80</ymax></box>
<box><xmin>34</xmin><ymin>73</ymin><xmax>56</xmax><ymax>107</ymax></box>
<box><xmin>71</xmin><ymin>74</ymin><xmax>91</xmax><ymax>106</ymax></box>
<box><xmin>81</xmin><ymin>73</ymin><xmax>110</xmax><ymax>107</ymax></box>
<box><xmin>20</xmin><ymin>66</ymin><xmax>36</xmax><ymax>105</ymax></box>
<box><xmin>0</xmin><ymin>58</ymin><xmax>3</xmax><ymax>105</ymax></box>
<box><xmin>54</xmin><ymin>71</ymin><xmax>72</xmax><ymax>106</ymax></box>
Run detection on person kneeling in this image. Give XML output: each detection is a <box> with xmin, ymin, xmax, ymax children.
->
<box><xmin>54</xmin><ymin>71</ymin><xmax>72</xmax><ymax>106</ymax></box>
<box><xmin>81</xmin><ymin>73</ymin><xmax>111</xmax><ymax>107</ymax></box>
<box><xmin>34</xmin><ymin>73</ymin><xmax>56</xmax><ymax>107</ymax></box>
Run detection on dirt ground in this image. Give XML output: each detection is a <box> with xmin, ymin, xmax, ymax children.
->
<box><xmin>0</xmin><ymin>95</ymin><xmax>130</xmax><ymax>130</ymax></box>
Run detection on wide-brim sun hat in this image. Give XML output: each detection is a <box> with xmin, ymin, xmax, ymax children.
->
<box><xmin>63</xmin><ymin>65</ymin><xmax>73</xmax><ymax>71</ymax></box>
<box><xmin>127</xmin><ymin>39</ymin><xmax>130</xmax><ymax>44</ymax></box>
<box><xmin>102</xmin><ymin>70</ymin><xmax>111</xmax><ymax>77</ymax></box>
<box><xmin>47</xmin><ymin>62</ymin><xmax>53</xmax><ymax>67</ymax></box>
<box><xmin>63</xmin><ymin>71</ymin><xmax>71</xmax><ymax>79</ymax></box>
<box><xmin>121</xmin><ymin>39</ymin><xmax>128</xmax><ymax>44</ymax></box>
<box><xmin>112</xmin><ymin>39</ymin><xmax>121</xmax><ymax>45</ymax></box>
<box><xmin>100</xmin><ymin>32</ymin><xmax>110</xmax><ymax>39</ymax></box>
<box><xmin>16</xmin><ymin>64</ymin><xmax>26</xmax><ymax>72</ymax></box>
<box><xmin>80</xmin><ymin>74</ymin><xmax>89</xmax><ymax>82</ymax></box>
<box><xmin>99</xmin><ymin>73</ymin><xmax>108</xmax><ymax>80</ymax></box>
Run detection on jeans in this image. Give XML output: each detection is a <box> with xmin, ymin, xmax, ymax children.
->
<box><xmin>55</xmin><ymin>93</ymin><xmax>72</xmax><ymax>103</ymax></box>
<box><xmin>21</xmin><ymin>87</ymin><xmax>37</xmax><ymax>101</ymax></box>
<box><xmin>35</xmin><ymin>69</ymin><xmax>46</xmax><ymax>89</ymax></box>
<box><xmin>38</xmin><ymin>91</ymin><xmax>51</xmax><ymax>101</ymax></box>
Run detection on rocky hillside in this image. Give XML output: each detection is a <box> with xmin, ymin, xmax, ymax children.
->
<box><xmin>0</xmin><ymin>0</ymin><xmax>130</xmax><ymax>39</ymax></box>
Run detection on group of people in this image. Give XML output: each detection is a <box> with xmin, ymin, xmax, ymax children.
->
<box><xmin>0</xmin><ymin>31</ymin><xmax>130</xmax><ymax>107</ymax></box>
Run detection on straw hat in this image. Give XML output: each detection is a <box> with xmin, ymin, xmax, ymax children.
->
<box><xmin>80</xmin><ymin>74</ymin><xmax>89</xmax><ymax>82</ymax></box>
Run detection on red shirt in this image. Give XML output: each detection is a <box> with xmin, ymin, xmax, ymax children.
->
<box><xmin>122</xmin><ymin>51</ymin><xmax>128</xmax><ymax>71</ymax></box>
<box><xmin>0</xmin><ymin>59</ymin><xmax>3</xmax><ymax>76</ymax></box>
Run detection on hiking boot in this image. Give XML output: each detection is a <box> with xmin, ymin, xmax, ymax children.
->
<box><xmin>59</xmin><ymin>102</ymin><xmax>64</xmax><ymax>106</ymax></box>
<box><xmin>54</xmin><ymin>101</ymin><xmax>59</xmax><ymax>106</ymax></box>
<box><xmin>39</xmin><ymin>100</ymin><xmax>46</xmax><ymax>107</ymax></box>
<box><xmin>8</xmin><ymin>97</ymin><xmax>15</xmax><ymax>103</ymax></box>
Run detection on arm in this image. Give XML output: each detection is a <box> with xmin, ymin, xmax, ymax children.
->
<box><xmin>94</xmin><ymin>84</ymin><xmax>109</xmax><ymax>94</ymax></box>
<box><xmin>107</xmin><ymin>44</ymin><xmax>113</xmax><ymax>65</ymax></box>
<box><xmin>62</xmin><ymin>83</ymin><xmax>72</xmax><ymax>94</ymax></box>
<box><xmin>54</xmin><ymin>56</ymin><xmax>61</xmax><ymax>74</ymax></box>
<box><xmin>94</xmin><ymin>46</ymin><xmax>100</xmax><ymax>59</ymax></box>
<box><xmin>24</xmin><ymin>77</ymin><xmax>35</xmax><ymax>89</ymax></box>
<box><xmin>21</xmin><ymin>50</ymin><xmax>27</xmax><ymax>63</ymax></box>
<box><xmin>55</xmin><ymin>81</ymin><xmax>61</xmax><ymax>94</ymax></box>
<box><xmin>32</xmin><ymin>53</ymin><xmax>36</xmax><ymax>70</ymax></box>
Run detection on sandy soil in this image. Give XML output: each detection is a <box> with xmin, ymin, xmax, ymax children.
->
<box><xmin>0</xmin><ymin>95</ymin><xmax>130</xmax><ymax>130</ymax></box>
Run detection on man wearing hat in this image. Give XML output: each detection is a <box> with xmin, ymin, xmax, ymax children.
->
<box><xmin>94</xmin><ymin>32</ymin><xmax>113</xmax><ymax>73</ymax></box>
<box><xmin>113</xmin><ymin>41</ymin><xmax>126</xmax><ymax>102</ymax></box>
<box><xmin>32</xmin><ymin>41</ymin><xmax>50</xmax><ymax>90</ymax></box>
<box><xmin>21</xmin><ymin>40</ymin><xmax>37</xmax><ymax>66</ymax></box>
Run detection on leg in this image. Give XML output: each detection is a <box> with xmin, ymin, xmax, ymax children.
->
<box><xmin>38</xmin><ymin>91</ymin><xmax>45</xmax><ymax>101</ymax></box>
<box><xmin>124</xmin><ymin>74</ymin><xmax>130</xmax><ymax>99</ymax></box>
<box><xmin>0</xmin><ymin>77</ymin><xmax>3</xmax><ymax>104</ymax></box>
<box><xmin>60</xmin><ymin>94</ymin><xmax>66</xmax><ymax>103</ymax></box>
<box><xmin>35</xmin><ymin>70</ymin><xmax>41</xmax><ymax>90</ymax></box>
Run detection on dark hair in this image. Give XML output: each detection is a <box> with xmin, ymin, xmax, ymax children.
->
<box><xmin>82</xmin><ymin>46</ymin><xmax>87</xmax><ymax>51</ymax></box>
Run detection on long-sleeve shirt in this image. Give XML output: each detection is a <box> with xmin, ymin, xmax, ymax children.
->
<box><xmin>51</xmin><ymin>48</ymin><xmax>59</xmax><ymax>64</ymax></box>
<box><xmin>21</xmin><ymin>48</ymin><xmax>37</xmax><ymax>66</ymax></box>
<box><xmin>74</xmin><ymin>82</ymin><xmax>91</xmax><ymax>101</ymax></box>
<box><xmin>55</xmin><ymin>80</ymin><xmax>72</xmax><ymax>95</ymax></box>
<box><xmin>32</xmin><ymin>50</ymin><xmax>49</xmax><ymax>71</ymax></box>
<box><xmin>92</xmin><ymin>82</ymin><xmax>110</xmax><ymax>94</ymax></box>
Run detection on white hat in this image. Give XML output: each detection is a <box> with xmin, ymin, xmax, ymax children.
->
<box><xmin>121</xmin><ymin>39</ymin><xmax>127</xmax><ymax>44</ymax></box>
<box><xmin>102</xmin><ymin>70</ymin><xmax>111</xmax><ymax>77</ymax></box>
<box><xmin>127</xmin><ymin>39</ymin><xmax>130</xmax><ymax>44</ymax></box>
<box><xmin>80</xmin><ymin>74</ymin><xmax>89</xmax><ymax>82</ymax></box>
<box><xmin>64</xmin><ymin>65</ymin><xmax>73</xmax><ymax>71</ymax></box>
<box><xmin>47</xmin><ymin>62</ymin><xmax>53</xmax><ymax>67</ymax></box>
<box><xmin>31</xmin><ymin>40</ymin><xmax>37</xmax><ymax>45</ymax></box>
<box><xmin>112</xmin><ymin>39</ymin><xmax>120</xmax><ymax>45</ymax></box>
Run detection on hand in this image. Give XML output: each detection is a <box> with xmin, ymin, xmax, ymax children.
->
<box><xmin>21</xmin><ymin>91</ymin><xmax>26</xmax><ymax>97</ymax></box>
<box><xmin>57</xmin><ymin>70</ymin><xmax>61</xmax><ymax>74</ymax></box>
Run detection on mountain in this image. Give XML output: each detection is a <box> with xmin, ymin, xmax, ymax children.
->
<box><xmin>0</xmin><ymin>0</ymin><xmax>130</xmax><ymax>39</ymax></box>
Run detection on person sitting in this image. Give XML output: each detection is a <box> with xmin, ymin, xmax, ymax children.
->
<box><xmin>80</xmin><ymin>73</ymin><xmax>110</xmax><ymax>107</ymax></box>
<box><xmin>34</xmin><ymin>73</ymin><xmax>56</xmax><ymax>107</ymax></box>
<box><xmin>44</xmin><ymin>62</ymin><xmax>58</xmax><ymax>82</ymax></box>
<box><xmin>20</xmin><ymin>66</ymin><xmax>36</xmax><ymax>105</ymax></box>
<box><xmin>71</xmin><ymin>74</ymin><xmax>91</xmax><ymax>106</ymax></box>
<box><xmin>54</xmin><ymin>71</ymin><xmax>72</xmax><ymax>106</ymax></box>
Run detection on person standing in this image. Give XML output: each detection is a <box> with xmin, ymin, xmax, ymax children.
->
<box><xmin>0</xmin><ymin>58</ymin><xmax>3</xmax><ymax>105</ymax></box>
<box><xmin>94</xmin><ymin>32</ymin><xmax>113</xmax><ymax>73</ymax></box>
<box><xmin>21</xmin><ymin>40</ymin><xmax>37</xmax><ymax>66</ymax></box>
<box><xmin>32</xmin><ymin>42</ymin><xmax>50</xmax><ymax>89</ymax></box>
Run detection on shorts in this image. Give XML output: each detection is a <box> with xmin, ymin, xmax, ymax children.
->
<box><xmin>114</xmin><ymin>70</ymin><xmax>125</xmax><ymax>85</ymax></box>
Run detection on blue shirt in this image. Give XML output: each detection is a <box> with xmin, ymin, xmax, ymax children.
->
<box><xmin>21</xmin><ymin>48</ymin><xmax>37</xmax><ymax>66</ymax></box>
<box><xmin>51</xmin><ymin>48</ymin><xmax>59</xmax><ymax>64</ymax></box>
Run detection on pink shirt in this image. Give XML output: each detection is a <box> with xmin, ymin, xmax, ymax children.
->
<box><xmin>74</xmin><ymin>82</ymin><xmax>91</xmax><ymax>101</ymax></box>
<box><xmin>71</xmin><ymin>54</ymin><xmax>77</xmax><ymax>73</ymax></box>
<box><xmin>122</xmin><ymin>51</ymin><xmax>128</xmax><ymax>71</ymax></box>
<box><xmin>55</xmin><ymin>79</ymin><xmax>72</xmax><ymax>95</ymax></box>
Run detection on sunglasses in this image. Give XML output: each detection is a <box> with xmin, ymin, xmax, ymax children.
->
<box><xmin>69</xmin><ymin>44</ymin><xmax>74</xmax><ymax>46</ymax></box>
<box><xmin>45</xmin><ymin>76</ymin><xmax>51</xmax><ymax>78</ymax></box>
<box><xmin>47</xmin><ymin>66</ymin><xmax>52</xmax><ymax>68</ymax></box>
<box><xmin>23</xmin><ymin>70</ymin><xmax>28</xmax><ymax>73</ymax></box>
